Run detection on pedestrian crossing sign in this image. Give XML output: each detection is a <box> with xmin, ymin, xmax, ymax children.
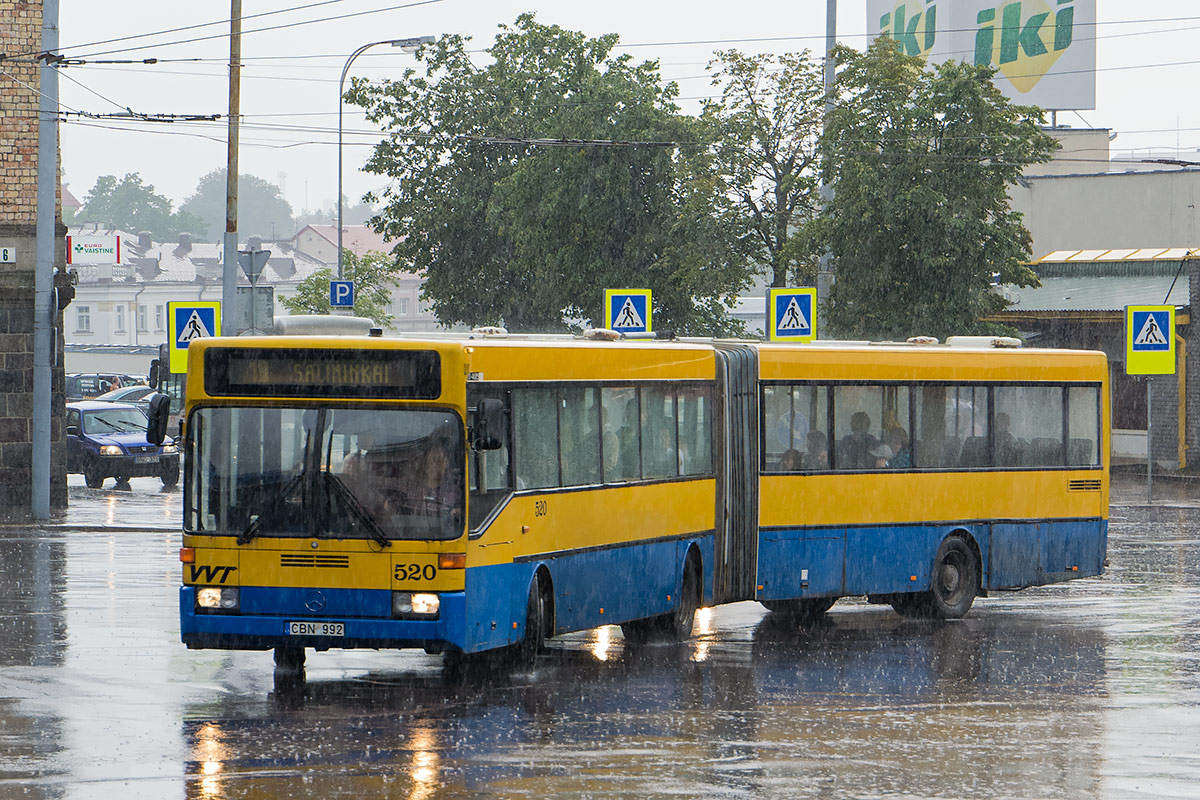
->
<box><xmin>767</xmin><ymin>288</ymin><xmax>816</xmax><ymax>342</ymax></box>
<box><xmin>605</xmin><ymin>289</ymin><xmax>652</xmax><ymax>334</ymax></box>
<box><xmin>1125</xmin><ymin>305</ymin><xmax>1175</xmax><ymax>375</ymax></box>
<box><xmin>168</xmin><ymin>301</ymin><xmax>221</xmax><ymax>373</ymax></box>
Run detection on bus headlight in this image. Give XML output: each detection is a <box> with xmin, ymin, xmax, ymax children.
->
<box><xmin>393</xmin><ymin>592</ymin><xmax>440</xmax><ymax>619</ymax></box>
<box><xmin>100</xmin><ymin>445</ymin><xmax>122</xmax><ymax>456</ymax></box>
<box><xmin>196</xmin><ymin>586</ymin><xmax>240</xmax><ymax>612</ymax></box>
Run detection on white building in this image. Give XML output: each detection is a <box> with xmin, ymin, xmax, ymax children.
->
<box><xmin>65</xmin><ymin>225</ymin><xmax>441</xmax><ymax>355</ymax></box>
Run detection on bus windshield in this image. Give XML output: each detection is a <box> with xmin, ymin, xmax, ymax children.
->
<box><xmin>186</xmin><ymin>406</ymin><xmax>465</xmax><ymax>542</ymax></box>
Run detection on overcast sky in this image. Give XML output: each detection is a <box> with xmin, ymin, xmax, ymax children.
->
<box><xmin>53</xmin><ymin>1</ymin><xmax>1200</xmax><ymax>229</ymax></box>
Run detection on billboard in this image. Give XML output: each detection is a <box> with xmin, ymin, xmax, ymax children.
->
<box><xmin>866</xmin><ymin>0</ymin><xmax>1095</xmax><ymax>110</ymax></box>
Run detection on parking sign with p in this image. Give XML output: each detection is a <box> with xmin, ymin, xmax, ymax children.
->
<box><xmin>330</xmin><ymin>280</ymin><xmax>355</xmax><ymax>309</ymax></box>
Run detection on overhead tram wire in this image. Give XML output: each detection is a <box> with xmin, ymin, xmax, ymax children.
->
<box><xmin>36</xmin><ymin>0</ymin><xmax>446</xmax><ymax>63</ymax></box>
<box><xmin>0</xmin><ymin>0</ymin><xmax>351</xmax><ymax>62</ymax></box>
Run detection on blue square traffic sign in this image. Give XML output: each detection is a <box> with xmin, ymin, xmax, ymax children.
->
<box><xmin>330</xmin><ymin>280</ymin><xmax>355</xmax><ymax>308</ymax></box>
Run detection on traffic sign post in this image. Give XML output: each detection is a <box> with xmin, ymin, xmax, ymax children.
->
<box><xmin>766</xmin><ymin>288</ymin><xmax>816</xmax><ymax>342</ymax></box>
<box><xmin>1125</xmin><ymin>305</ymin><xmax>1176</xmax><ymax>503</ymax></box>
<box><xmin>605</xmin><ymin>289</ymin><xmax>652</xmax><ymax>334</ymax></box>
<box><xmin>168</xmin><ymin>301</ymin><xmax>220</xmax><ymax>374</ymax></box>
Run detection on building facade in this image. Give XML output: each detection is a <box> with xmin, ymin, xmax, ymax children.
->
<box><xmin>0</xmin><ymin>2</ymin><xmax>69</xmax><ymax>519</ymax></box>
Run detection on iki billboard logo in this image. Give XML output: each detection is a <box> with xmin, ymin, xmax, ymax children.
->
<box><xmin>877</xmin><ymin>0</ymin><xmax>939</xmax><ymax>60</ymax></box>
<box><xmin>871</xmin><ymin>0</ymin><xmax>1090</xmax><ymax>104</ymax></box>
<box><xmin>975</xmin><ymin>0</ymin><xmax>1078</xmax><ymax>92</ymax></box>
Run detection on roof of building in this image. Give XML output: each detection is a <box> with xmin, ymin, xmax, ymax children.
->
<box><xmin>67</xmin><ymin>228</ymin><xmax>328</xmax><ymax>285</ymax></box>
<box><xmin>998</xmin><ymin>249</ymin><xmax>1198</xmax><ymax>314</ymax></box>
<box><xmin>294</xmin><ymin>225</ymin><xmax>392</xmax><ymax>257</ymax></box>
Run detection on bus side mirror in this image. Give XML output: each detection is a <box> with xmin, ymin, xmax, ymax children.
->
<box><xmin>147</xmin><ymin>393</ymin><xmax>171</xmax><ymax>446</ymax></box>
<box><xmin>472</xmin><ymin>398</ymin><xmax>505</xmax><ymax>451</ymax></box>
<box><xmin>149</xmin><ymin>359</ymin><xmax>160</xmax><ymax>389</ymax></box>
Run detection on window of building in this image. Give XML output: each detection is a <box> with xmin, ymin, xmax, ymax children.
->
<box><xmin>137</xmin><ymin>304</ymin><xmax>148</xmax><ymax>332</ymax></box>
<box><xmin>115</xmin><ymin>304</ymin><xmax>126</xmax><ymax>332</ymax></box>
<box><xmin>155</xmin><ymin>304</ymin><xmax>164</xmax><ymax>331</ymax></box>
<box><xmin>76</xmin><ymin>305</ymin><xmax>91</xmax><ymax>333</ymax></box>
<box><xmin>396</xmin><ymin>298</ymin><xmax>410</xmax><ymax>316</ymax></box>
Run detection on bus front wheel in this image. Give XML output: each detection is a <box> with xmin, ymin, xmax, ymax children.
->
<box><xmin>515</xmin><ymin>577</ymin><xmax>547</xmax><ymax>668</ymax></box>
<box><xmin>893</xmin><ymin>537</ymin><xmax>979</xmax><ymax>620</ymax></box>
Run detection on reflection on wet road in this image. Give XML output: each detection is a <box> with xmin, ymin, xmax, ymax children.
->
<box><xmin>0</xmin><ymin>487</ymin><xmax>1197</xmax><ymax>798</ymax></box>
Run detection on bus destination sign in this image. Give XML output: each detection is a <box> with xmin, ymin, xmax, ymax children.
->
<box><xmin>205</xmin><ymin>348</ymin><xmax>441</xmax><ymax>399</ymax></box>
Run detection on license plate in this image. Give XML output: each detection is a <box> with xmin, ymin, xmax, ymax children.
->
<box><xmin>134</xmin><ymin>455</ymin><xmax>158</xmax><ymax>464</ymax></box>
<box><xmin>287</xmin><ymin>621</ymin><xmax>344</xmax><ymax>637</ymax></box>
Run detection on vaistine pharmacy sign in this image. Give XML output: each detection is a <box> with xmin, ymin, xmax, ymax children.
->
<box><xmin>65</xmin><ymin>235</ymin><xmax>121</xmax><ymax>265</ymax></box>
<box><xmin>866</xmin><ymin>0</ymin><xmax>1096</xmax><ymax>110</ymax></box>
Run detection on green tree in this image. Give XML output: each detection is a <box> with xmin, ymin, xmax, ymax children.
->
<box><xmin>817</xmin><ymin>39</ymin><xmax>1056</xmax><ymax>341</ymax></box>
<box><xmin>278</xmin><ymin>250</ymin><xmax>397</xmax><ymax>327</ymax></box>
<box><xmin>181</xmin><ymin>170</ymin><xmax>295</xmax><ymax>241</ymax></box>
<box><xmin>347</xmin><ymin>14</ymin><xmax>750</xmax><ymax>334</ymax></box>
<box><xmin>703</xmin><ymin>50</ymin><xmax>825</xmax><ymax>287</ymax></box>
<box><xmin>75</xmin><ymin>173</ymin><xmax>206</xmax><ymax>239</ymax></box>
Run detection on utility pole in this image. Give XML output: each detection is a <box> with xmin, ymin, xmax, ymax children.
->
<box><xmin>32</xmin><ymin>0</ymin><xmax>60</xmax><ymax>519</ymax></box>
<box><xmin>815</xmin><ymin>0</ymin><xmax>837</xmax><ymax>339</ymax></box>
<box><xmin>221</xmin><ymin>0</ymin><xmax>242</xmax><ymax>336</ymax></box>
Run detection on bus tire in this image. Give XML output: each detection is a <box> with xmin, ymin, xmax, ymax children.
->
<box><xmin>667</xmin><ymin>556</ymin><xmax>700</xmax><ymax>642</ymax></box>
<box><xmin>761</xmin><ymin>597</ymin><xmax>835</xmax><ymax>621</ymax></box>
<box><xmin>84</xmin><ymin>460</ymin><xmax>105</xmax><ymax>489</ymax></box>
<box><xmin>893</xmin><ymin>537</ymin><xmax>978</xmax><ymax>620</ymax></box>
<box><xmin>515</xmin><ymin>576</ymin><xmax>546</xmax><ymax>668</ymax></box>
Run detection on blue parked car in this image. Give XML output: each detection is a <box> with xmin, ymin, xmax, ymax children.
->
<box><xmin>66</xmin><ymin>400</ymin><xmax>180</xmax><ymax>488</ymax></box>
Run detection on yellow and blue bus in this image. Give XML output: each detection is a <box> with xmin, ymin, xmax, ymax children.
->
<box><xmin>168</xmin><ymin>323</ymin><xmax>1107</xmax><ymax>680</ymax></box>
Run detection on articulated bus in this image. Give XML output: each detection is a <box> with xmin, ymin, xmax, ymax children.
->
<box><xmin>168</xmin><ymin>322</ymin><xmax>1107</xmax><ymax>681</ymax></box>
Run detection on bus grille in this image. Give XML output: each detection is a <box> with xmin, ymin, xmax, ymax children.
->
<box><xmin>279</xmin><ymin>554</ymin><xmax>351</xmax><ymax>569</ymax></box>
<box><xmin>1068</xmin><ymin>479</ymin><xmax>1102</xmax><ymax>492</ymax></box>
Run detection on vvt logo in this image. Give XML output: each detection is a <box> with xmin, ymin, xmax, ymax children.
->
<box><xmin>975</xmin><ymin>0</ymin><xmax>1077</xmax><ymax>92</ymax></box>
<box><xmin>878</xmin><ymin>1</ymin><xmax>938</xmax><ymax>59</ymax></box>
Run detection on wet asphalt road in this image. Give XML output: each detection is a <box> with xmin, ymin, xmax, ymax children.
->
<box><xmin>0</xmin><ymin>475</ymin><xmax>1198</xmax><ymax>799</ymax></box>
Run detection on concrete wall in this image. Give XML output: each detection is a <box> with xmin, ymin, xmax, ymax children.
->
<box><xmin>1012</xmin><ymin>168</ymin><xmax>1200</xmax><ymax>256</ymax></box>
<box><xmin>0</xmin><ymin>0</ymin><xmax>68</xmax><ymax>519</ymax></box>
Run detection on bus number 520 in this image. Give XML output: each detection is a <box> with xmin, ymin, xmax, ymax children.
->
<box><xmin>395</xmin><ymin>564</ymin><xmax>437</xmax><ymax>581</ymax></box>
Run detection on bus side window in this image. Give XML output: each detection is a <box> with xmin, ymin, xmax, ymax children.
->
<box><xmin>602</xmin><ymin>387</ymin><xmax>640</xmax><ymax>482</ymax></box>
<box><xmin>641</xmin><ymin>385</ymin><xmax>677</xmax><ymax>479</ymax></box>
<box><xmin>560</xmin><ymin>387</ymin><xmax>601</xmax><ymax>486</ymax></box>
<box><xmin>678</xmin><ymin>386</ymin><xmax>713</xmax><ymax>475</ymax></box>
<box><xmin>513</xmin><ymin>388</ymin><xmax>560</xmax><ymax>489</ymax></box>
<box><xmin>1067</xmin><ymin>386</ymin><xmax>1100</xmax><ymax>466</ymax></box>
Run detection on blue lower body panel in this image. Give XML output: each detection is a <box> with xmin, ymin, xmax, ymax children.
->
<box><xmin>181</xmin><ymin>533</ymin><xmax>717</xmax><ymax>654</ymax></box>
<box><xmin>757</xmin><ymin>519</ymin><xmax>1106</xmax><ymax>602</ymax></box>
<box><xmin>180</xmin><ymin>587</ymin><xmax>467</xmax><ymax>652</ymax></box>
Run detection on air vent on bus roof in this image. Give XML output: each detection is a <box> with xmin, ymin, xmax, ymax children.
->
<box><xmin>274</xmin><ymin>315</ymin><xmax>375</xmax><ymax>336</ymax></box>
<box><xmin>945</xmin><ymin>336</ymin><xmax>1022</xmax><ymax>348</ymax></box>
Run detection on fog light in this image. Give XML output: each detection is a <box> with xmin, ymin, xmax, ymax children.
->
<box><xmin>100</xmin><ymin>445</ymin><xmax>122</xmax><ymax>456</ymax></box>
<box><xmin>196</xmin><ymin>586</ymin><xmax>240</xmax><ymax>611</ymax></box>
<box><xmin>393</xmin><ymin>591</ymin><xmax>440</xmax><ymax>618</ymax></box>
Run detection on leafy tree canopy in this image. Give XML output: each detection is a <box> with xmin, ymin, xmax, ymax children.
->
<box><xmin>75</xmin><ymin>173</ymin><xmax>206</xmax><ymax>240</ymax></box>
<box><xmin>817</xmin><ymin>39</ymin><xmax>1057</xmax><ymax>341</ymax></box>
<box><xmin>278</xmin><ymin>250</ymin><xmax>398</xmax><ymax>328</ymax></box>
<box><xmin>181</xmin><ymin>170</ymin><xmax>296</xmax><ymax>242</ymax></box>
<box><xmin>347</xmin><ymin>14</ymin><xmax>751</xmax><ymax>334</ymax></box>
<box><xmin>703</xmin><ymin>50</ymin><xmax>826</xmax><ymax>288</ymax></box>
<box><xmin>294</xmin><ymin>196</ymin><xmax>376</xmax><ymax>229</ymax></box>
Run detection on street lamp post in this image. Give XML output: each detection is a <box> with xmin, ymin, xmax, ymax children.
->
<box><xmin>337</xmin><ymin>35</ymin><xmax>435</xmax><ymax>280</ymax></box>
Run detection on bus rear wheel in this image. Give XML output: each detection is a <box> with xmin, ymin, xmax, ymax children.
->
<box><xmin>893</xmin><ymin>537</ymin><xmax>979</xmax><ymax>620</ymax></box>
<box><xmin>761</xmin><ymin>597</ymin><xmax>835</xmax><ymax>621</ymax></box>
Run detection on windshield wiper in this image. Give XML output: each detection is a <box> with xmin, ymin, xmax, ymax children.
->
<box><xmin>323</xmin><ymin>473</ymin><xmax>391</xmax><ymax>548</ymax></box>
<box><xmin>236</xmin><ymin>472</ymin><xmax>304</xmax><ymax>546</ymax></box>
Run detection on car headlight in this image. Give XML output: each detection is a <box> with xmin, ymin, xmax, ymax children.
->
<box><xmin>100</xmin><ymin>445</ymin><xmax>123</xmax><ymax>456</ymax></box>
<box><xmin>161</xmin><ymin>443</ymin><xmax>178</xmax><ymax>454</ymax></box>
<box><xmin>393</xmin><ymin>591</ymin><xmax>440</xmax><ymax>619</ymax></box>
<box><xmin>196</xmin><ymin>586</ymin><xmax>240</xmax><ymax>612</ymax></box>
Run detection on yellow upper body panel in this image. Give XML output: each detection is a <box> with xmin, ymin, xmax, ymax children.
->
<box><xmin>757</xmin><ymin>343</ymin><xmax>1108</xmax><ymax>384</ymax></box>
